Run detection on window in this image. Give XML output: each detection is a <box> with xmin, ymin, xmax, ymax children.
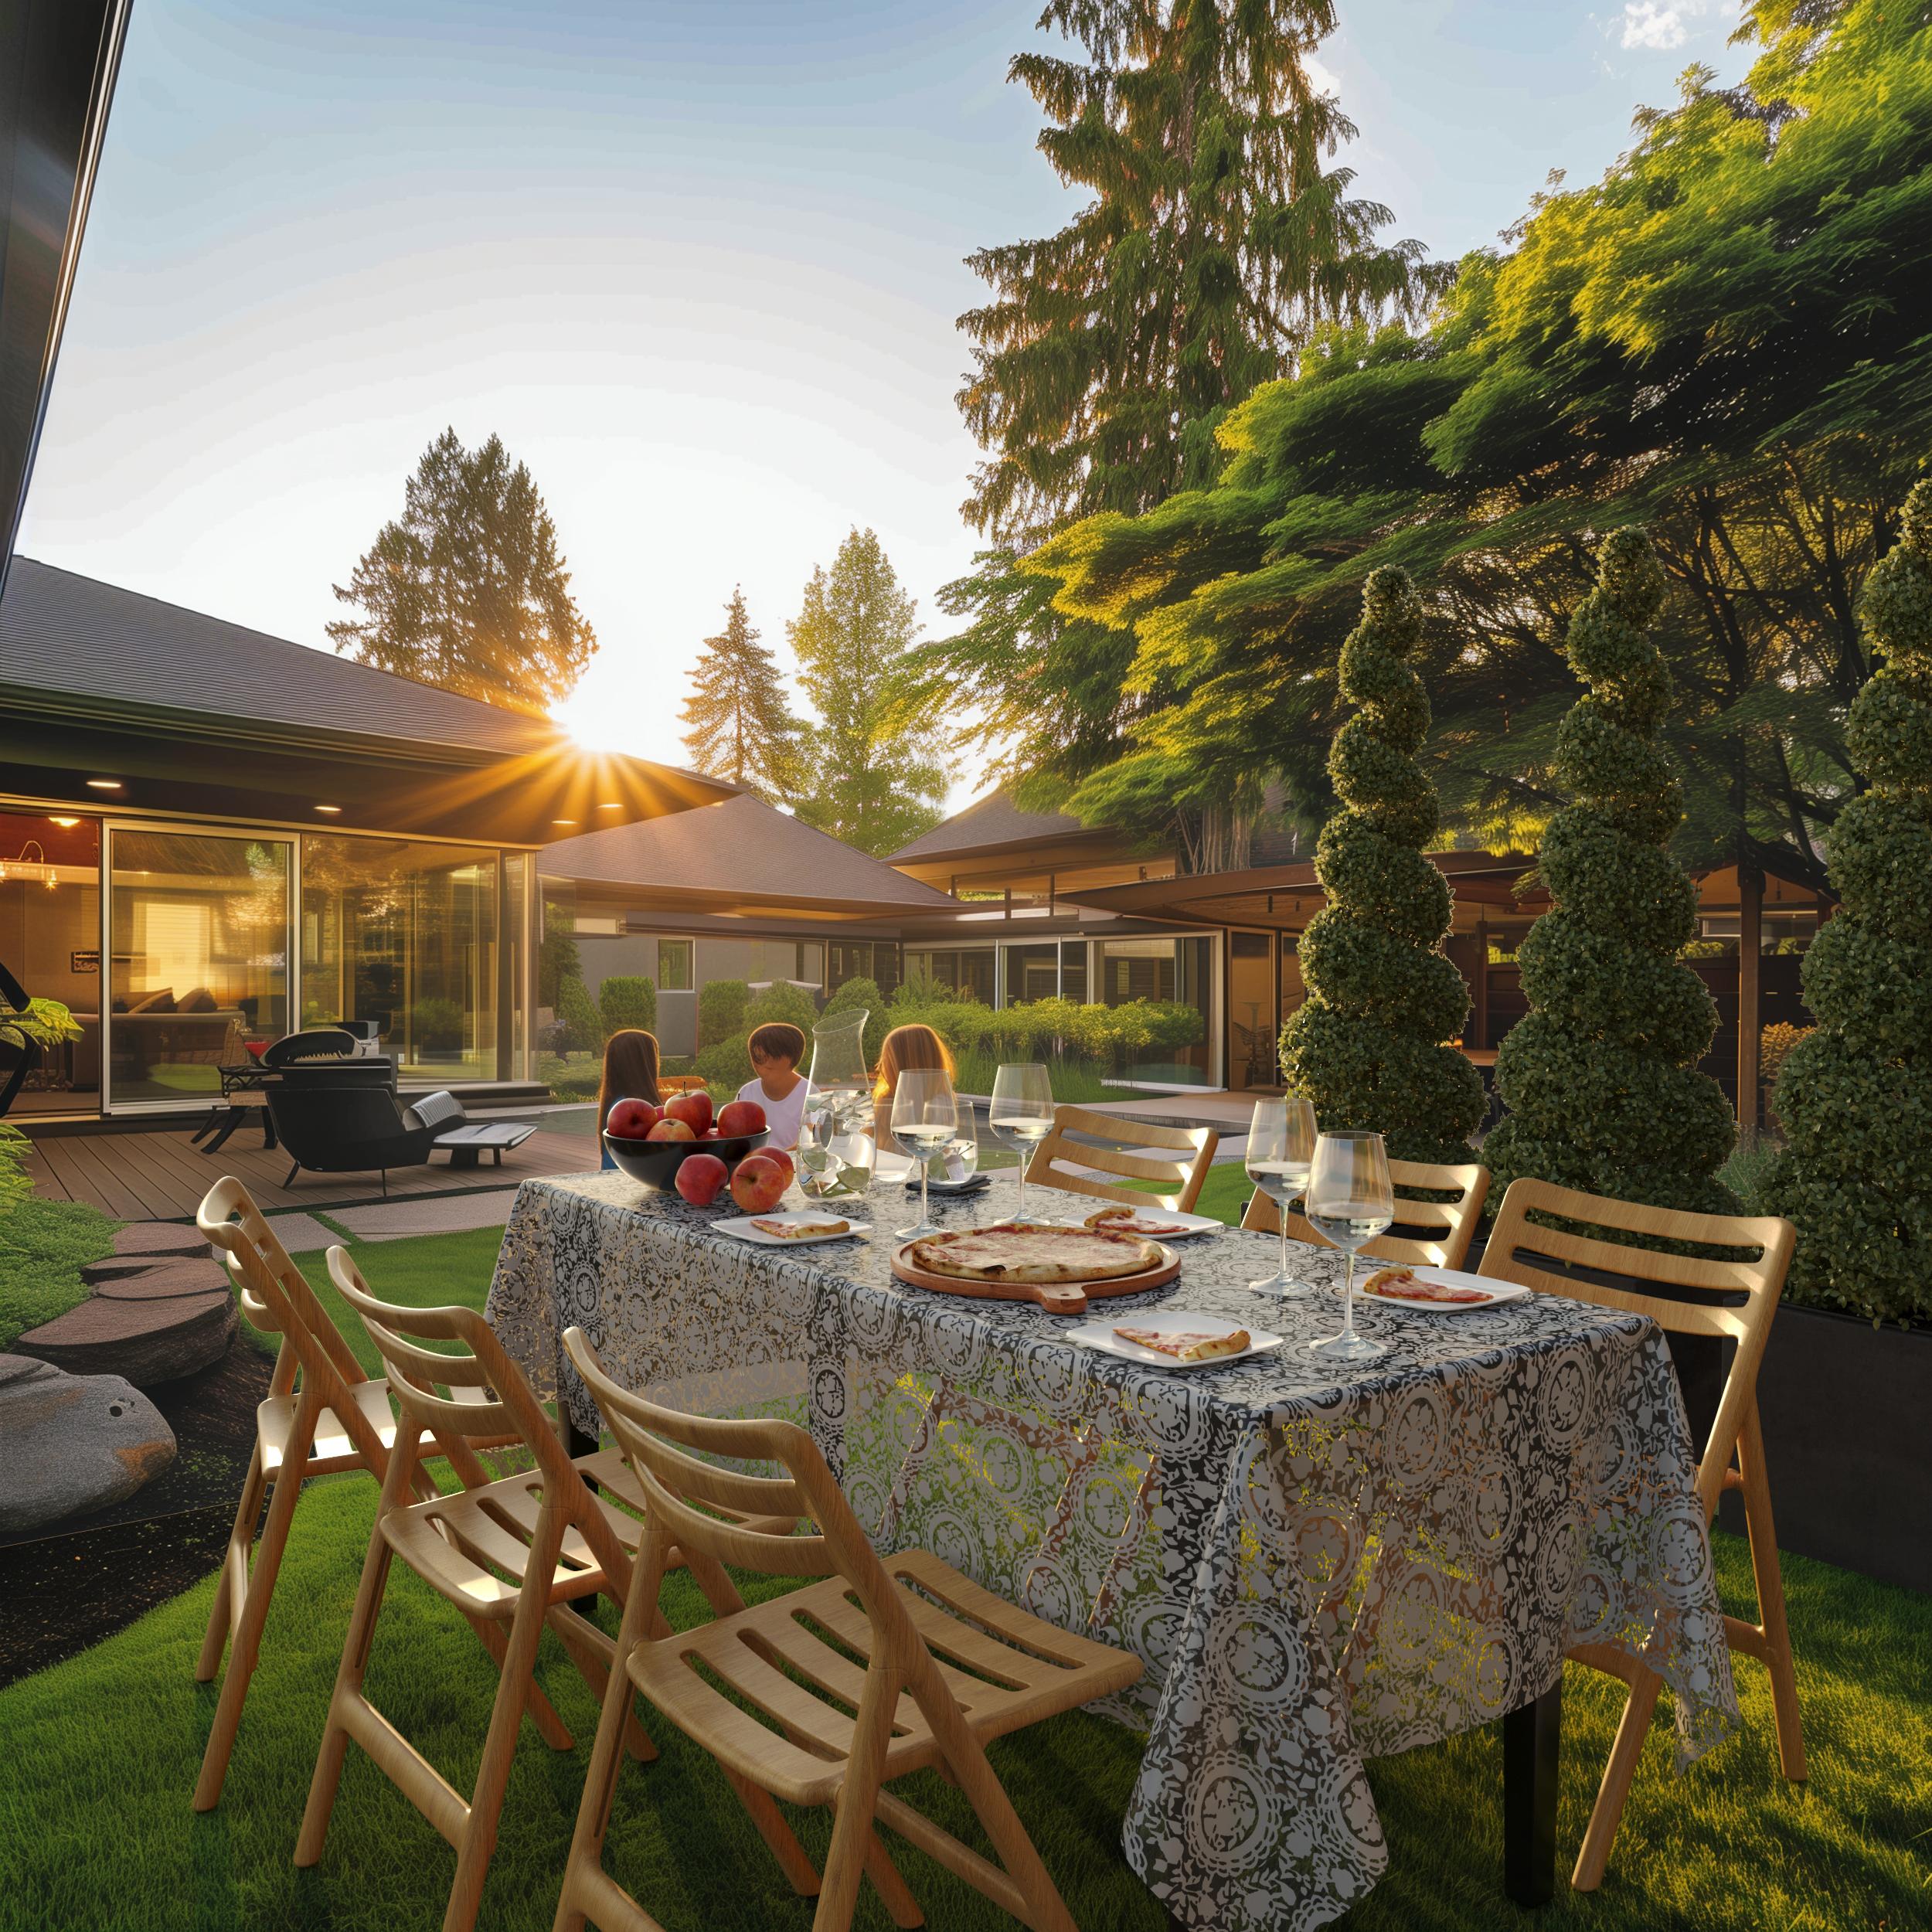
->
<box><xmin>657</xmin><ymin>938</ymin><xmax>693</xmax><ymax>989</ymax></box>
<box><xmin>1060</xmin><ymin>940</ymin><xmax>1088</xmax><ymax>1004</ymax></box>
<box><xmin>905</xmin><ymin>946</ymin><xmax>994</xmax><ymax>1004</ymax></box>
<box><xmin>0</xmin><ymin>809</ymin><xmax>101</xmax><ymax>1113</ymax></box>
<box><xmin>828</xmin><ymin>939</ymin><xmax>901</xmax><ymax>997</ymax></box>
<box><xmin>1095</xmin><ymin>935</ymin><xmax>1215</xmax><ymax>1086</ymax></box>
<box><xmin>1002</xmin><ymin>942</ymin><xmax>1060</xmax><ymax>1003</ymax></box>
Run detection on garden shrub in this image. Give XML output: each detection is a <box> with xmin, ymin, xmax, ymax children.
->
<box><xmin>745</xmin><ymin>981</ymin><xmax>818</xmax><ymax>1034</ymax></box>
<box><xmin>597</xmin><ymin>975</ymin><xmax>656</xmax><ymax>1039</ymax></box>
<box><xmin>821</xmin><ymin>976</ymin><xmax>887</xmax><ymax>1065</ymax></box>
<box><xmin>698</xmin><ymin>978</ymin><xmax>749</xmax><ymax>1049</ymax></box>
<box><xmin>556</xmin><ymin>977</ymin><xmax>601</xmax><ymax>1055</ymax></box>
<box><xmin>1280</xmin><ymin>566</ymin><xmax>1483</xmax><ymax>1162</ymax></box>
<box><xmin>409</xmin><ymin>995</ymin><xmax>464</xmax><ymax>1053</ymax></box>
<box><xmin>1763</xmin><ymin>479</ymin><xmax>1932</xmax><ymax>1322</ymax></box>
<box><xmin>1483</xmin><ymin>529</ymin><xmax>1736</xmax><ymax>1211</ymax></box>
<box><xmin>696</xmin><ymin>1032</ymin><xmax>753</xmax><ymax>1095</ymax></box>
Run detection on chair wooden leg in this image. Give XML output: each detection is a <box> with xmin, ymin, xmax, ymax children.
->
<box><xmin>193</xmin><ymin>1402</ymin><xmax>317</xmax><ymax>1810</ymax></box>
<box><xmin>1738</xmin><ymin>1406</ymin><xmax>1806</xmax><ymax>1782</ymax></box>
<box><xmin>811</xmin><ymin>1672</ymin><xmax>900</xmax><ymax>1932</ymax></box>
<box><xmin>1570</xmin><ymin>1663</ymin><xmax>1665</xmax><ymax>1893</ymax></box>
<box><xmin>196</xmin><ymin>1441</ymin><xmax>269</xmax><ymax>1684</ymax></box>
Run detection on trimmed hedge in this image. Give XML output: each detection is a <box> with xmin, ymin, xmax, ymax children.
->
<box><xmin>1763</xmin><ymin>478</ymin><xmax>1932</xmax><ymax>1322</ymax></box>
<box><xmin>597</xmin><ymin>975</ymin><xmax>657</xmax><ymax>1039</ymax></box>
<box><xmin>821</xmin><ymin>976</ymin><xmax>888</xmax><ymax>1066</ymax></box>
<box><xmin>1279</xmin><ymin>566</ymin><xmax>1482</xmax><ymax>1161</ymax></box>
<box><xmin>697</xmin><ymin>979</ymin><xmax>748</xmax><ymax>1050</ymax></box>
<box><xmin>1484</xmin><ymin>527</ymin><xmax>1737</xmax><ymax>1213</ymax></box>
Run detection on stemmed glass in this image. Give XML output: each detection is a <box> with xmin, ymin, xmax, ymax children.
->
<box><xmin>893</xmin><ymin>1067</ymin><xmax>958</xmax><ymax>1239</ymax></box>
<box><xmin>1245</xmin><ymin>1095</ymin><xmax>1318</xmax><ymax>1297</ymax></box>
<box><xmin>1304</xmin><ymin>1130</ymin><xmax>1394</xmax><ymax>1362</ymax></box>
<box><xmin>988</xmin><ymin>1063</ymin><xmax>1055</xmax><ymax>1223</ymax></box>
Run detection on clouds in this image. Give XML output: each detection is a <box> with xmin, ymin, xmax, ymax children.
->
<box><xmin>1620</xmin><ymin>2</ymin><xmax>1690</xmax><ymax>49</ymax></box>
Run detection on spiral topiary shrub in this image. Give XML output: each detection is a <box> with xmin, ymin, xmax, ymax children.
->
<box><xmin>1482</xmin><ymin>528</ymin><xmax>1736</xmax><ymax>1211</ymax></box>
<box><xmin>1280</xmin><ymin>566</ymin><xmax>1483</xmax><ymax>1162</ymax></box>
<box><xmin>1762</xmin><ymin>479</ymin><xmax>1932</xmax><ymax>1322</ymax></box>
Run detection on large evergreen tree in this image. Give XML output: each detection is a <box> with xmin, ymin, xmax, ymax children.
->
<box><xmin>1764</xmin><ymin>479</ymin><xmax>1932</xmax><ymax>1323</ymax></box>
<box><xmin>1483</xmin><ymin>529</ymin><xmax>1736</xmax><ymax>1213</ymax></box>
<box><xmin>789</xmin><ymin>529</ymin><xmax>950</xmax><ymax>855</ymax></box>
<box><xmin>328</xmin><ymin>429</ymin><xmax>596</xmax><ymax>713</ymax></box>
<box><xmin>1281</xmin><ymin>567</ymin><xmax>1481</xmax><ymax>1161</ymax></box>
<box><xmin>679</xmin><ymin>587</ymin><xmax>804</xmax><ymax>799</ymax></box>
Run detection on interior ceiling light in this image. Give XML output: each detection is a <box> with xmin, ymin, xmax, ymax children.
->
<box><xmin>597</xmin><ymin>801</ymin><xmax>622</xmax><ymax>808</ymax></box>
<box><xmin>47</xmin><ymin>816</ymin><xmax>80</xmax><ymax>828</ymax></box>
<box><xmin>552</xmin><ymin>818</ymin><xmax>578</xmax><ymax>826</ymax></box>
<box><xmin>314</xmin><ymin>803</ymin><xmax>342</xmax><ymax>814</ymax></box>
<box><xmin>0</xmin><ymin>842</ymin><xmax>57</xmax><ymax>889</ymax></box>
<box><xmin>85</xmin><ymin>777</ymin><xmax>122</xmax><ymax>791</ymax></box>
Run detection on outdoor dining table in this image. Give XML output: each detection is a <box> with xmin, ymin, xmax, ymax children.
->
<box><xmin>485</xmin><ymin>1171</ymin><xmax>1741</xmax><ymax>1932</ymax></box>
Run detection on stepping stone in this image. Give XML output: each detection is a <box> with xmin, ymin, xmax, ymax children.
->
<box><xmin>92</xmin><ymin>1261</ymin><xmax>233</xmax><ymax>1302</ymax></box>
<box><xmin>16</xmin><ymin>1291</ymin><xmax>236</xmax><ymax>1389</ymax></box>
<box><xmin>0</xmin><ymin>1354</ymin><xmax>176</xmax><ymax>1534</ymax></box>
<box><xmin>83</xmin><ymin>1223</ymin><xmax>215</xmax><ymax>1284</ymax></box>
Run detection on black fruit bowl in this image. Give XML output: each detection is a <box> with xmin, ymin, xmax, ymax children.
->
<box><xmin>603</xmin><ymin>1127</ymin><xmax>771</xmax><ymax>1192</ymax></box>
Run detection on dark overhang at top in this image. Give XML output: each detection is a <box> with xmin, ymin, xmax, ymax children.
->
<box><xmin>0</xmin><ymin>559</ymin><xmax>734</xmax><ymax>844</ymax></box>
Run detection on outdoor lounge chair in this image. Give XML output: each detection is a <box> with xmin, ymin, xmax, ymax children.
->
<box><xmin>266</xmin><ymin>1078</ymin><xmax>454</xmax><ymax>1194</ymax></box>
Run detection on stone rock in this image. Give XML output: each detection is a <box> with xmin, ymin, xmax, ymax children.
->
<box><xmin>91</xmin><ymin>1260</ymin><xmax>231</xmax><ymax>1302</ymax></box>
<box><xmin>0</xmin><ymin>1353</ymin><xmax>176</xmax><ymax>1533</ymax></box>
<box><xmin>112</xmin><ymin>1222</ymin><xmax>213</xmax><ymax>1260</ymax></box>
<box><xmin>16</xmin><ymin>1291</ymin><xmax>236</xmax><ymax>1387</ymax></box>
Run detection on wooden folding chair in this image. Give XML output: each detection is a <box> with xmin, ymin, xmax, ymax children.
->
<box><xmin>296</xmin><ymin>1250</ymin><xmax>695</xmax><ymax>1932</ymax></box>
<box><xmin>192</xmin><ymin>1177</ymin><xmax>536</xmax><ymax>1812</ymax></box>
<box><xmin>1479</xmin><ymin>1178</ymin><xmax>1804</xmax><ymax>1889</ymax></box>
<box><xmin>1241</xmin><ymin>1157</ymin><xmax>1490</xmax><ymax>1268</ymax></box>
<box><xmin>552</xmin><ymin>1324</ymin><xmax>1145</xmax><ymax>1932</ymax></box>
<box><xmin>1023</xmin><ymin>1104</ymin><xmax>1218</xmax><ymax>1214</ymax></box>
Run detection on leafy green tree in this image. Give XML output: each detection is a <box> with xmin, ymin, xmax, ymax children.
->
<box><xmin>598</xmin><ymin>976</ymin><xmax>657</xmax><ymax>1041</ymax></box>
<box><xmin>1279</xmin><ymin>569</ymin><xmax>1481</xmax><ymax>1160</ymax></box>
<box><xmin>1764</xmin><ymin>480</ymin><xmax>1932</xmax><ymax>1322</ymax></box>
<box><xmin>679</xmin><ymin>587</ymin><xmax>804</xmax><ymax>798</ymax></box>
<box><xmin>1482</xmin><ymin>530</ymin><xmax>1736</xmax><ymax>1213</ymax></box>
<box><xmin>789</xmin><ymin>529</ymin><xmax>950</xmax><ymax>855</ymax></box>
<box><xmin>329</xmin><ymin>429</ymin><xmax>596</xmax><ymax>713</ymax></box>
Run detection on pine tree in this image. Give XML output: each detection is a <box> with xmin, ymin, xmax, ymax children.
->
<box><xmin>1484</xmin><ymin>529</ymin><xmax>1736</xmax><ymax>1212</ymax></box>
<box><xmin>789</xmin><ymin>529</ymin><xmax>950</xmax><ymax>856</ymax></box>
<box><xmin>1280</xmin><ymin>568</ymin><xmax>1482</xmax><ymax>1160</ymax></box>
<box><xmin>679</xmin><ymin>587</ymin><xmax>804</xmax><ymax>798</ymax></box>
<box><xmin>958</xmin><ymin>0</ymin><xmax>1436</xmax><ymax>546</ymax></box>
<box><xmin>328</xmin><ymin>429</ymin><xmax>595</xmax><ymax>713</ymax></box>
<box><xmin>1764</xmin><ymin>478</ymin><xmax>1932</xmax><ymax>1322</ymax></box>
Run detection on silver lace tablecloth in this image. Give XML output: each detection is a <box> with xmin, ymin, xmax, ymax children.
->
<box><xmin>486</xmin><ymin>1172</ymin><xmax>1739</xmax><ymax>1932</ymax></box>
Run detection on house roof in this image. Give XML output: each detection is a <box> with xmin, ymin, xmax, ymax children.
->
<box><xmin>888</xmin><ymin>789</ymin><xmax>1110</xmax><ymax>863</ymax></box>
<box><xmin>0</xmin><ymin>558</ymin><xmax>733</xmax><ymax>842</ymax></box>
<box><xmin>543</xmin><ymin>792</ymin><xmax>962</xmax><ymax>918</ymax></box>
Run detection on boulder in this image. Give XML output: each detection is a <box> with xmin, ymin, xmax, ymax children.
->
<box><xmin>16</xmin><ymin>1290</ymin><xmax>235</xmax><ymax>1387</ymax></box>
<box><xmin>0</xmin><ymin>1353</ymin><xmax>176</xmax><ymax>1533</ymax></box>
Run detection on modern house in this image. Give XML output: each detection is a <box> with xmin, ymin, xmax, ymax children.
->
<box><xmin>0</xmin><ymin>559</ymin><xmax>733</xmax><ymax>1118</ymax></box>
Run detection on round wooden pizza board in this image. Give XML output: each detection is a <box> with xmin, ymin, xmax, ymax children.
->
<box><xmin>889</xmin><ymin>1240</ymin><xmax>1181</xmax><ymax>1315</ymax></box>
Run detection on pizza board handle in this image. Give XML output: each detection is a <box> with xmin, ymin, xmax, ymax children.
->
<box><xmin>1028</xmin><ymin>1283</ymin><xmax>1088</xmax><ymax>1315</ymax></box>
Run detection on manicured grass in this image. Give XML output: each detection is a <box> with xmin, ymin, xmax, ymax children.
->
<box><xmin>0</xmin><ymin>1194</ymin><xmax>115</xmax><ymax>1347</ymax></box>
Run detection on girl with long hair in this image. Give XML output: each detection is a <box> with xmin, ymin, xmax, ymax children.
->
<box><xmin>869</xmin><ymin>1022</ymin><xmax>955</xmax><ymax>1148</ymax></box>
<box><xmin>597</xmin><ymin>1028</ymin><xmax>662</xmax><ymax>1171</ymax></box>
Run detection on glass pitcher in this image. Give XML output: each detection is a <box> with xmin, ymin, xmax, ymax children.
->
<box><xmin>798</xmin><ymin>1006</ymin><xmax>876</xmax><ymax>1199</ymax></box>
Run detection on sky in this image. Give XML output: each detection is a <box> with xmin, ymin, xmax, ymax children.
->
<box><xmin>19</xmin><ymin>0</ymin><xmax>1756</xmax><ymax>804</ymax></box>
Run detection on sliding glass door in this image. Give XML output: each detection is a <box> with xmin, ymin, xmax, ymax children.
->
<box><xmin>106</xmin><ymin>828</ymin><xmax>291</xmax><ymax>1106</ymax></box>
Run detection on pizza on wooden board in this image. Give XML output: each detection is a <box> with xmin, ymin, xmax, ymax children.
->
<box><xmin>904</xmin><ymin>1222</ymin><xmax>1162</xmax><ymax>1284</ymax></box>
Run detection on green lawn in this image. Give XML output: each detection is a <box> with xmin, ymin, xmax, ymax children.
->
<box><xmin>3</xmin><ymin>1216</ymin><xmax>1920</xmax><ymax>1931</ymax></box>
<box><xmin>0</xmin><ymin>1194</ymin><xmax>115</xmax><ymax>1347</ymax></box>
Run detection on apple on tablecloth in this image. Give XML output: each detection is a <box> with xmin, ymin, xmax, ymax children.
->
<box><xmin>604</xmin><ymin>1097</ymin><xmax>659</xmax><ymax>1138</ymax></box>
<box><xmin>730</xmin><ymin>1151</ymin><xmax>787</xmax><ymax>1213</ymax></box>
<box><xmin>674</xmin><ymin>1152</ymin><xmax>730</xmax><ymax>1206</ymax></box>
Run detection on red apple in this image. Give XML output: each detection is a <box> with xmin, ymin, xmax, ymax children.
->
<box><xmin>605</xmin><ymin>1097</ymin><xmax>659</xmax><ymax>1139</ymax></box>
<box><xmin>665</xmin><ymin>1090</ymin><xmax>714</xmax><ymax>1136</ymax></box>
<box><xmin>716</xmin><ymin>1098</ymin><xmax>767</xmax><ymax>1139</ymax></box>
<box><xmin>730</xmin><ymin>1151</ymin><xmax>787</xmax><ymax>1213</ymax></box>
<box><xmin>646</xmin><ymin>1117</ymin><xmax>696</xmax><ymax>1142</ymax></box>
<box><xmin>756</xmin><ymin>1147</ymin><xmax>794</xmax><ymax>1185</ymax></box>
<box><xmin>674</xmin><ymin>1151</ymin><xmax>730</xmax><ymax>1206</ymax></box>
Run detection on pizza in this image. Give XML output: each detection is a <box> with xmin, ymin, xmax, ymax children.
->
<box><xmin>1362</xmin><ymin>1267</ymin><xmax>1493</xmax><ymax>1305</ymax></box>
<box><xmin>905</xmin><ymin>1222</ymin><xmax>1162</xmax><ymax>1284</ymax></box>
<box><xmin>751</xmin><ymin>1217</ymin><xmax>850</xmax><ymax>1240</ymax></box>
<box><xmin>1112</xmin><ymin>1325</ymin><xmax>1250</xmax><ymax>1362</ymax></box>
<box><xmin>1083</xmin><ymin>1206</ymin><xmax>1190</xmax><ymax>1238</ymax></box>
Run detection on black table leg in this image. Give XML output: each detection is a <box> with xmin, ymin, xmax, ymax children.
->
<box><xmin>1503</xmin><ymin>1675</ymin><xmax>1562</xmax><ymax>1906</ymax></box>
<box><xmin>565</xmin><ymin>1416</ymin><xmax>598</xmax><ymax>1461</ymax></box>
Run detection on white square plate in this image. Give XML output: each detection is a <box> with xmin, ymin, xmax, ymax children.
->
<box><xmin>713</xmin><ymin>1212</ymin><xmax>871</xmax><ymax>1246</ymax></box>
<box><xmin>1357</xmin><ymin>1265</ymin><xmax>1529</xmax><ymax>1312</ymax></box>
<box><xmin>1066</xmin><ymin>1310</ymin><xmax>1280</xmax><ymax>1371</ymax></box>
<box><xmin>1053</xmin><ymin>1207</ymin><xmax>1223</xmax><ymax>1240</ymax></box>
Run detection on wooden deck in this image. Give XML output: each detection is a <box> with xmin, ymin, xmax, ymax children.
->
<box><xmin>21</xmin><ymin>1121</ymin><xmax>599</xmax><ymax>1223</ymax></box>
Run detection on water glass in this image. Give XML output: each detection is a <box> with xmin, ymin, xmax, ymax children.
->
<box><xmin>1304</xmin><ymin>1130</ymin><xmax>1394</xmax><ymax>1362</ymax></box>
<box><xmin>988</xmin><ymin>1062</ymin><xmax>1055</xmax><ymax>1219</ymax></box>
<box><xmin>892</xmin><ymin>1066</ymin><xmax>958</xmax><ymax>1238</ymax></box>
<box><xmin>1245</xmin><ymin>1095</ymin><xmax>1318</xmax><ymax>1297</ymax></box>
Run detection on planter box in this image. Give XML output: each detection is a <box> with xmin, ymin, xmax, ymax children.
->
<box><xmin>1727</xmin><ymin>1304</ymin><xmax>1932</xmax><ymax>1595</ymax></box>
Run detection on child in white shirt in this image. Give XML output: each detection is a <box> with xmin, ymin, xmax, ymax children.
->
<box><xmin>736</xmin><ymin>1021</ymin><xmax>808</xmax><ymax>1148</ymax></box>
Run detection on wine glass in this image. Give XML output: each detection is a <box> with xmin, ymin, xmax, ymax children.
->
<box><xmin>892</xmin><ymin>1066</ymin><xmax>958</xmax><ymax>1239</ymax></box>
<box><xmin>1304</xmin><ymin>1131</ymin><xmax>1394</xmax><ymax>1362</ymax></box>
<box><xmin>1245</xmin><ymin>1095</ymin><xmax>1318</xmax><ymax>1297</ymax></box>
<box><xmin>939</xmin><ymin>1096</ymin><xmax>980</xmax><ymax>1185</ymax></box>
<box><xmin>988</xmin><ymin>1063</ymin><xmax>1055</xmax><ymax>1222</ymax></box>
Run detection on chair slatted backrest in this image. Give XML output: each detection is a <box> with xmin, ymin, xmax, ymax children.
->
<box><xmin>1478</xmin><ymin>1178</ymin><xmax>1794</xmax><ymax>1519</ymax></box>
<box><xmin>326</xmin><ymin>1250</ymin><xmax>633</xmax><ymax>1579</ymax></box>
<box><xmin>1242</xmin><ymin>1158</ymin><xmax>1491</xmax><ymax>1269</ymax></box>
<box><xmin>1024</xmin><ymin>1104</ymin><xmax>1219</xmax><ymax>1214</ymax></box>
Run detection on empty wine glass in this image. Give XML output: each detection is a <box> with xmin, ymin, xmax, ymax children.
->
<box><xmin>938</xmin><ymin>1096</ymin><xmax>980</xmax><ymax>1185</ymax></box>
<box><xmin>989</xmin><ymin>1063</ymin><xmax>1055</xmax><ymax>1221</ymax></box>
<box><xmin>1304</xmin><ymin>1130</ymin><xmax>1394</xmax><ymax>1362</ymax></box>
<box><xmin>892</xmin><ymin>1066</ymin><xmax>958</xmax><ymax>1239</ymax></box>
<box><xmin>1245</xmin><ymin>1095</ymin><xmax>1318</xmax><ymax>1297</ymax></box>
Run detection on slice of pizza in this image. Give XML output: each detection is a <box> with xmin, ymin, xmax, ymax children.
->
<box><xmin>1111</xmin><ymin>1325</ymin><xmax>1250</xmax><ymax>1362</ymax></box>
<box><xmin>1364</xmin><ymin>1267</ymin><xmax>1491</xmax><ymax>1304</ymax></box>
<box><xmin>1083</xmin><ymin>1206</ymin><xmax>1189</xmax><ymax>1238</ymax></box>
<box><xmin>752</xmin><ymin>1217</ymin><xmax>849</xmax><ymax>1240</ymax></box>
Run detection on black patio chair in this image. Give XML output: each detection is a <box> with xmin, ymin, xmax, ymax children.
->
<box><xmin>265</xmin><ymin>1081</ymin><xmax>462</xmax><ymax>1196</ymax></box>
